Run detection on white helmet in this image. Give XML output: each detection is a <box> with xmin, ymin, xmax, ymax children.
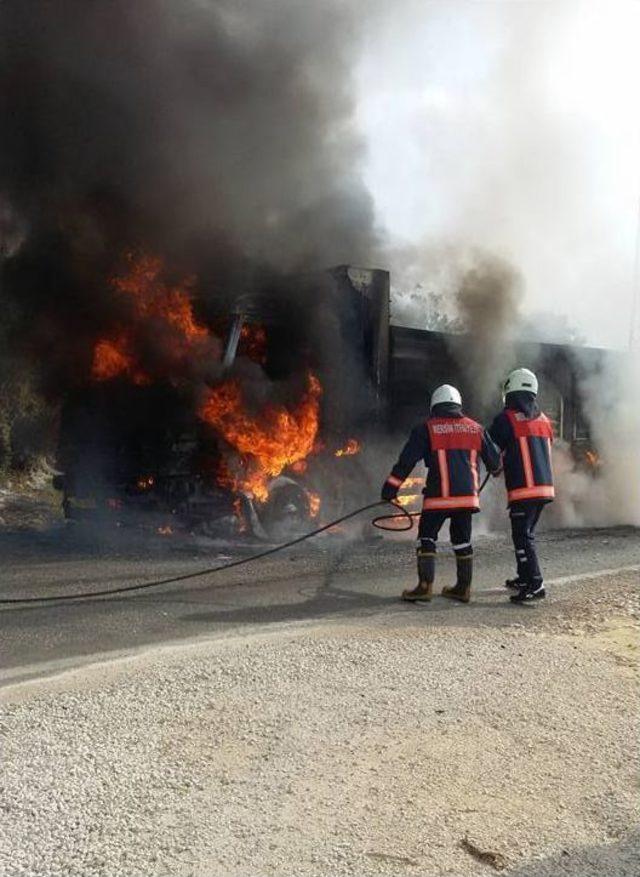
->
<box><xmin>430</xmin><ymin>384</ymin><xmax>462</xmax><ymax>409</ymax></box>
<box><xmin>503</xmin><ymin>367</ymin><xmax>538</xmax><ymax>396</ymax></box>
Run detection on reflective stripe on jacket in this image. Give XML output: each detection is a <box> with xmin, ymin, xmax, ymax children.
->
<box><xmin>503</xmin><ymin>409</ymin><xmax>555</xmax><ymax>504</ymax></box>
<box><xmin>383</xmin><ymin>405</ymin><xmax>501</xmax><ymax>511</ymax></box>
<box><xmin>422</xmin><ymin>416</ymin><xmax>484</xmax><ymax>511</ymax></box>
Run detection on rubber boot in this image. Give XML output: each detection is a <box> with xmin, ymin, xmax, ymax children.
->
<box><xmin>441</xmin><ymin>554</ymin><xmax>472</xmax><ymax>603</ymax></box>
<box><xmin>402</xmin><ymin>548</ymin><xmax>434</xmax><ymax>602</ymax></box>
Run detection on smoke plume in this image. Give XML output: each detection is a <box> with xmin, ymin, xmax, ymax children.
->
<box><xmin>449</xmin><ymin>252</ymin><xmax>523</xmax><ymax>412</ymax></box>
<box><xmin>0</xmin><ymin>0</ymin><xmax>376</xmax><ymax>398</ymax></box>
<box><xmin>359</xmin><ymin>0</ymin><xmax>639</xmax><ymax>349</ymax></box>
<box><xmin>575</xmin><ymin>351</ymin><xmax>640</xmax><ymax>527</ymax></box>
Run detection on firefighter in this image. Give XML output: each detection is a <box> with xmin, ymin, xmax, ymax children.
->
<box><xmin>381</xmin><ymin>384</ymin><xmax>501</xmax><ymax>603</ymax></box>
<box><xmin>487</xmin><ymin>367</ymin><xmax>555</xmax><ymax>603</ymax></box>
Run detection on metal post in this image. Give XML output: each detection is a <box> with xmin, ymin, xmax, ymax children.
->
<box><xmin>222</xmin><ymin>313</ymin><xmax>245</xmax><ymax>371</ymax></box>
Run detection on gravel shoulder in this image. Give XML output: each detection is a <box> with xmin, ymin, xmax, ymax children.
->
<box><xmin>1</xmin><ymin>571</ymin><xmax>638</xmax><ymax>877</ymax></box>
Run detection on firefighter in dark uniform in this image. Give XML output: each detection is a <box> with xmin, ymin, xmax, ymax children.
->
<box><xmin>488</xmin><ymin>368</ymin><xmax>555</xmax><ymax>603</ymax></box>
<box><xmin>381</xmin><ymin>384</ymin><xmax>501</xmax><ymax>603</ymax></box>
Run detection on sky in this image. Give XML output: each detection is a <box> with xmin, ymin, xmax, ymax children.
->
<box><xmin>355</xmin><ymin>0</ymin><xmax>640</xmax><ymax>348</ymax></box>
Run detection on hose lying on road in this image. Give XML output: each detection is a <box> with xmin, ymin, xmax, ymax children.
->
<box><xmin>0</xmin><ymin>473</ymin><xmax>493</xmax><ymax>606</ymax></box>
<box><xmin>0</xmin><ymin>499</ymin><xmax>412</xmax><ymax>606</ymax></box>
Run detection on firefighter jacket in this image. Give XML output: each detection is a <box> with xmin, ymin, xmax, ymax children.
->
<box><xmin>488</xmin><ymin>392</ymin><xmax>555</xmax><ymax>506</ymax></box>
<box><xmin>383</xmin><ymin>404</ymin><xmax>501</xmax><ymax>512</ymax></box>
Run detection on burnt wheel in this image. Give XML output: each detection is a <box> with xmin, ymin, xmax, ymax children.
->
<box><xmin>256</xmin><ymin>478</ymin><xmax>312</xmax><ymax>541</ymax></box>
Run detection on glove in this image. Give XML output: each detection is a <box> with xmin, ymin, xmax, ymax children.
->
<box><xmin>381</xmin><ymin>481</ymin><xmax>399</xmax><ymax>502</ymax></box>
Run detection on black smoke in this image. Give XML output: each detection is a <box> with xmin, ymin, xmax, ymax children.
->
<box><xmin>0</xmin><ymin>0</ymin><xmax>377</xmax><ymax>398</ymax></box>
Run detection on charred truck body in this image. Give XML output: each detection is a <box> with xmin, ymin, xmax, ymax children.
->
<box><xmin>55</xmin><ymin>264</ymin><xmax>388</xmax><ymax>537</ymax></box>
<box><xmin>56</xmin><ymin>264</ymin><xmax>608</xmax><ymax>537</ymax></box>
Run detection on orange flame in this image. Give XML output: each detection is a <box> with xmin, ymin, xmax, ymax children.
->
<box><xmin>92</xmin><ymin>337</ymin><xmax>132</xmax><ymax>381</ymax></box>
<box><xmin>199</xmin><ymin>373</ymin><xmax>322</xmax><ymax>502</ymax></box>
<box><xmin>90</xmin><ymin>253</ymin><xmax>324</xmax><ymax>509</ymax></box>
<box><xmin>334</xmin><ymin>438</ymin><xmax>361</xmax><ymax>457</ymax></box>
<box><xmin>91</xmin><ymin>253</ymin><xmax>208</xmax><ymax>382</ymax></box>
<box><xmin>307</xmin><ymin>490</ymin><xmax>321</xmax><ymax>518</ymax></box>
<box><xmin>111</xmin><ymin>253</ymin><xmax>206</xmax><ymax>341</ymax></box>
<box><xmin>585</xmin><ymin>450</ymin><xmax>601</xmax><ymax>468</ymax></box>
<box><xmin>92</xmin><ymin>336</ymin><xmax>150</xmax><ymax>385</ymax></box>
<box><xmin>239</xmin><ymin>324</ymin><xmax>267</xmax><ymax>364</ymax></box>
<box><xmin>232</xmin><ymin>497</ymin><xmax>248</xmax><ymax>533</ymax></box>
<box><xmin>394</xmin><ymin>494</ymin><xmax>420</xmax><ymax>507</ymax></box>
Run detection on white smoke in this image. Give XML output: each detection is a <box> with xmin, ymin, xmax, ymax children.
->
<box><xmin>541</xmin><ymin>346</ymin><xmax>639</xmax><ymax>529</ymax></box>
<box><xmin>358</xmin><ymin>0</ymin><xmax>640</xmax><ymax>349</ymax></box>
<box><xmin>575</xmin><ymin>350</ymin><xmax>640</xmax><ymax>526</ymax></box>
<box><xmin>356</xmin><ymin>0</ymin><xmax>640</xmax><ymax>529</ymax></box>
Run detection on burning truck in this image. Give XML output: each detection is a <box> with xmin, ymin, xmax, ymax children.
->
<box><xmin>54</xmin><ymin>256</ymin><xmax>607</xmax><ymax>538</ymax></box>
<box><xmin>54</xmin><ymin>258</ymin><xmax>387</xmax><ymax>538</ymax></box>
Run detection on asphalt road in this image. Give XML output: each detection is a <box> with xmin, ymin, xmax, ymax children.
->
<box><xmin>1</xmin><ymin>521</ymin><xmax>638</xmax><ymax>686</ymax></box>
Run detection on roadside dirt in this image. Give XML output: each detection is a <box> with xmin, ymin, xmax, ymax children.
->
<box><xmin>0</xmin><ymin>470</ymin><xmax>62</xmax><ymax>531</ymax></box>
<box><xmin>1</xmin><ymin>571</ymin><xmax>637</xmax><ymax>877</ymax></box>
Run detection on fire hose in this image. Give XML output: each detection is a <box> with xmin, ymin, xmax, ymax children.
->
<box><xmin>0</xmin><ymin>473</ymin><xmax>491</xmax><ymax>606</ymax></box>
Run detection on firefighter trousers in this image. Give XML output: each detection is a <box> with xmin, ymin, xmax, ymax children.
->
<box><xmin>418</xmin><ymin>510</ymin><xmax>473</xmax><ymax>556</ymax></box>
<box><xmin>509</xmin><ymin>500</ymin><xmax>546</xmax><ymax>585</ymax></box>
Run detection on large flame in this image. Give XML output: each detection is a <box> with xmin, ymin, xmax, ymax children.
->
<box><xmin>111</xmin><ymin>253</ymin><xmax>206</xmax><ymax>341</ymax></box>
<box><xmin>199</xmin><ymin>373</ymin><xmax>322</xmax><ymax>501</ymax></box>
<box><xmin>90</xmin><ymin>252</ymin><xmax>324</xmax><ymax>510</ymax></box>
<box><xmin>91</xmin><ymin>253</ymin><xmax>207</xmax><ymax>382</ymax></box>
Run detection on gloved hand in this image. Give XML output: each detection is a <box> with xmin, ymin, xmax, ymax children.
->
<box><xmin>381</xmin><ymin>481</ymin><xmax>399</xmax><ymax>502</ymax></box>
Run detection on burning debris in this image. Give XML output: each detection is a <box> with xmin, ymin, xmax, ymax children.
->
<box><xmin>402</xmin><ymin>477</ymin><xmax>424</xmax><ymax>487</ymax></box>
<box><xmin>394</xmin><ymin>494</ymin><xmax>420</xmax><ymax>507</ymax></box>
<box><xmin>335</xmin><ymin>438</ymin><xmax>361</xmax><ymax>457</ymax></box>
<box><xmin>306</xmin><ymin>490</ymin><xmax>321</xmax><ymax>518</ymax></box>
<box><xmin>583</xmin><ymin>450</ymin><xmax>602</xmax><ymax>471</ymax></box>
